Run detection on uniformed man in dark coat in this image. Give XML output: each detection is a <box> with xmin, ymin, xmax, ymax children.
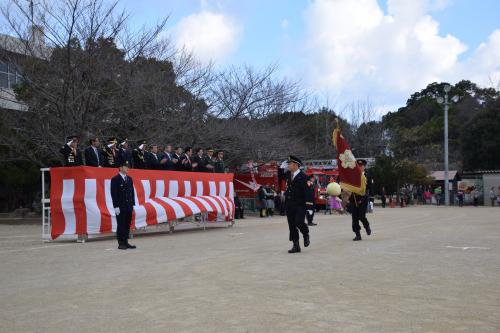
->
<box><xmin>349</xmin><ymin>159</ymin><xmax>372</xmax><ymax>241</ymax></box>
<box><xmin>84</xmin><ymin>136</ymin><xmax>103</xmax><ymax>167</ymax></box>
<box><xmin>306</xmin><ymin>175</ymin><xmax>317</xmax><ymax>226</ymax></box>
<box><xmin>214</xmin><ymin>150</ymin><xmax>225</xmax><ymax>173</ymax></box>
<box><xmin>285</xmin><ymin>155</ymin><xmax>313</xmax><ymax>253</ymax></box>
<box><xmin>132</xmin><ymin>139</ymin><xmax>147</xmax><ymax>169</ymax></box>
<box><xmin>204</xmin><ymin>148</ymin><xmax>215</xmax><ymax>172</ymax></box>
<box><xmin>110</xmin><ymin>160</ymin><xmax>136</xmax><ymax>250</ymax></box>
<box><xmin>102</xmin><ymin>137</ymin><xmax>118</xmax><ymax>168</ymax></box>
<box><xmin>60</xmin><ymin>135</ymin><xmax>83</xmax><ymax>167</ymax></box>
<box><xmin>116</xmin><ymin>138</ymin><xmax>133</xmax><ymax>168</ymax></box>
<box><xmin>145</xmin><ymin>144</ymin><xmax>162</xmax><ymax>170</ymax></box>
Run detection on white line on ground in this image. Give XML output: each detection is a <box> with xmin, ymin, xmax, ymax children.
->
<box><xmin>444</xmin><ymin>246</ymin><xmax>490</xmax><ymax>250</ymax></box>
<box><xmin>0</xmin><ymin>243</ymin><xmax>76</xmax><ymax>254</ymax></box>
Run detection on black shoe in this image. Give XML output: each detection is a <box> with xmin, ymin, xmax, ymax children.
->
<box><xmin>126</xmin><ymin>243</ymin><xmax>136</xmax><ymax>249</ymax></box>
<box><xmin>308</xmin><ymin>222</ymin><xmax>317</xmax><ymax>226</ymax></box>
<box><xmin>366</xmin><ymin>227</ymin><xmax>372</xmax><ymax>236</ymax></box>
<box><xmin>118</xmin><ymin>244</ymin><xmax>128</xmax><ymax>250</ymax></box>
<box><xmin>288</xmin><ymin>241</ymin><xmax>301</xmax><ymax>253</ymax></box>
<box><xmin>353</xmin><ymin>232</ymin><xmax>362</xmax><ymax>241</ymax></box>
<box><xmin>304</xmin><ymin>234</ymin><xmax>310</xmax><ymax>247</ymax></box>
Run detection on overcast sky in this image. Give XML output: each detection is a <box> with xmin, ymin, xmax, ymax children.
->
<box><xmin>119</xmin><ymin>0</ymin><xmax>500</xmax><ymax>115</ymax></box>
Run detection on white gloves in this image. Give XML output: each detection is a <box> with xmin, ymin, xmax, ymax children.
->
<box><xmin>114</xmin><ymin>207</ymin><xmax>120</xmax><ymax>216</ymax></box>
<box><xmin>307</xmin><ymin>210</ymin><xmax>313</xmax><ymax>215</ymax></box>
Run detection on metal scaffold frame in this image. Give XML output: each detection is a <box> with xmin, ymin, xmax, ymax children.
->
<box><xmin>41</xmin><ymin>168</ymin><xmax>51</xmax><ymax>241</ymax></box>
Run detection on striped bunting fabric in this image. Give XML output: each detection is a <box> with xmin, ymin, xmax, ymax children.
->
<box><xmin>49</xmin><ymin>166</ymin><xmax>235</xmax><ymax>240</ymax></box>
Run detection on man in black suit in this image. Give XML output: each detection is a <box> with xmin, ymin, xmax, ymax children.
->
<box><xmin>145</xmin><ymin>144</ymin><xmax>162</xmax><ymax>170</ymax></box>
<box><xmin>180</xmin><ymin>147</ymin><xmax>193</xmax><ymax>171</ymax></box>
<box><xmin>84</xmin><ymin>136</ymin><xmax>103</xmax><ymax>167</ymax></box>
<box><xmin>192</xmin><ymin>148</ymin><xmax>207</xmax><ymax>172</ymax></box>
<box><xmin>285</xmin><ymin>155</ymin><xmax>313</xmax><ymax>253</ymax></box>
<box><xmin>173</xmin><ymin>147</ymin><xmax>183</xmax><ymax>171</ymax></box>
<box><xmin>111</xmin><ymin>160</ymin><xmax>136</xmax><ymax>250</ymax></box>
<box><xmin>160</xmin><ymin>144</ymin><xmax>175</xmax><ymax>171</ymax></box>
<box><xmin>60</xmin><ymin>135</ymin><xmax>83</xmax><ymax>167</ymax></box>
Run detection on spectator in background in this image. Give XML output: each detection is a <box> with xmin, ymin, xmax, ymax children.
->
<box><xmin>234</xmin><ymin>195</ymin><xmax>244</xmax><ymax>219</ymax></box>
<box><xmin>84</xmin><ymin>136</ymin><xmax>103</xmax><ymax>167</ymax></box>
<box><xmin>472</xmin><ymin>188</ymin><xmax>479</xmax><ymax>207</ymax></box>
<box><xmin>434</xmin><ymin>186</ymin><xmax>442</xmax><ymax>206</ymax></box>
<box><xmin>257</xmin><ymin>186</ymin><xmax>267</xmax><ymax>218</ymax></box>
<box><xmin>424</xmin><ymin>188</ymin><xmax>432</xmax><ymax>205</ymax></box>
<box><xmin>417</xmin><ymin>185</ymin><xmax>423</xmax><ymax>204</ymax></box>
<box><xmin>214</xmin><ymin>150</ymin><xmax>225</xmax><ymax>173</ymax></box>
<box><xmin>489</xmin><ymin>187</ymin><xmax>496</xmax><ymax>206</ymax></box>
<box><xmin>457</xmin><ymin>189</ymin><xmax>464</xmax><ymax>207</ymax></box>
<box><xmin>497</xmin><ymin>187</ymin><xmax>500</xmax><ymax>207</ymax></box>
<box><xmin>380</xmin><ymin>186</ymin><xmax>386</xmax><ymax>208</ymax></box>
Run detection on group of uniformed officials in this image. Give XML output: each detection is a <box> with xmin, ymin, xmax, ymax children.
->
<box><xmin>59</xmin><ymin>136</ymin><xmax>226</xmax><ymax>173</ymax></box>
<box><xmin>61</xmin><ymin>136</ymin><xmax>371</xmax><ymax>252</ymax></box>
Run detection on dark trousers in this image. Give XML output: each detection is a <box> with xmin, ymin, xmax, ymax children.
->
<box><xmin>116</xmin><ymin>211</ymin><xmax>132</xmax><ymax>245</ymax></box>
<box><xmin>306</xmin><ymin>209</ymin><xmax>314</xmax><ymax>224</ymax></box>
<box><xmin>235</xmin><ymin>207</ymin><xmax>244</xmax><ymax>219</ymax></box>
<box><xmin>351</xmin><ymin>205</ymin><xmax>370</xmax><ymax>233</ymax></box>
<box><xmin>381</xmin><ymin>196</ymin><xmax>386</xmax><ymax>208</ymax></box>
<box><xmin>286</xmin><ymin>205</ymin><xmax>309</xmax><ymax>242</ymax></box>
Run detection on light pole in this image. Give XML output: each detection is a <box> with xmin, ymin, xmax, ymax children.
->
<box><xmin>437</xmin><ymin>84</ymin><xmax>458</xmax><ymax>206</ymax></box>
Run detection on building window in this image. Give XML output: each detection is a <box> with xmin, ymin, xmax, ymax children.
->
<box><xmin>0</xmin><ymin>61</ymin><xmax>22</xmax><ymax>89</ymax></box>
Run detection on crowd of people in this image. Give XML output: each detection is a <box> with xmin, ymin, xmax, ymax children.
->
<box><xmin>377</xmin><ymin>184</ymin><xmax>499</xmax><ymax>207</ymax></box>
<box><xmin>59</xmin><ymin>136</ymin><xmax>227</xmax><ymax>173</ymax></box>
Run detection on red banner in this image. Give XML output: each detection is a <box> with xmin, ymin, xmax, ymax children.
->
<box><xmin>50</xmin><ymin>166</ymin><xmax>235</xmax><ymax>239</ymax></box>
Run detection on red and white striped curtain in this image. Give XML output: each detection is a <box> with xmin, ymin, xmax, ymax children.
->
<box><xmin>50</xmin><ymin>167</ymin><xmax>235</xmax><ymax>239</ymax></box>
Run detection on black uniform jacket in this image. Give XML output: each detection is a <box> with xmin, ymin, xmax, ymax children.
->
<box><xmin>285</xmin><ymin>171</ymin><xmax>314</xmax><ymax>210</ymax></box>
<box><xmin>111</xmin><ymin>174</ymin><xmax>135</xmax><ymax>213</ymax></box>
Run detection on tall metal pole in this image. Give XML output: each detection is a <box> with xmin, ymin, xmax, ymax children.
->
<box><xmin>444</xmin><ymin>92</ymin><xmax>450</xmax><ymax>206</ymax></box>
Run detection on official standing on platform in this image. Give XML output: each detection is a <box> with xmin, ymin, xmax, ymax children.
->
<box><xmin>133</xmin><ymin>139</ymin><xmax>147</xmax><ymax>169</ymax></box>
<box><xmin>161</xmin><ymin>144</ymin><xmax>175</xmax><ymax>170</ymax></box>
<box><xmin>116</xmin><ymin>138</ymin><xmax>133</xmax><ymax>168</ymax></box>
<box><xmin>349</xmin><ymin>159</ymin><xmax>372</xmax><ymax>241</ymax></box>
<box><xmin>204</xmin><ymin>148</ymin><xmax>215</xmax><ymax>172</ymax></box>
<box><xmin>103</xmin><ymin>137</ymin><xmax>118</xmax><ymax>168</ymax></box>
<box><xmin>84</xmin><ymin>137</ymin><xmax>103</xmax><ymax>167</ymax></box>
<box><xmin>111</xmin><ymin>160</ymin><xmax>136</xmax><ymax>250</ymax></box>
<box><xmin>145</xmin><ymin>144</ymin><xmax>162</xmax><ymax>170</ymax></box>
<box><xmin>60</xmin><ymin>135</ymin><xmax>83</xmax><ymax>167</ymax></box>
<box><xmin>285</xmin><ymin>155</ymin><xmax>313</xmax><ymax>253</ymax></box>
<box><xmin>214</xmin><ymin>150</ymin><xmax>225</xmax><ymax>173</ymax></box>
